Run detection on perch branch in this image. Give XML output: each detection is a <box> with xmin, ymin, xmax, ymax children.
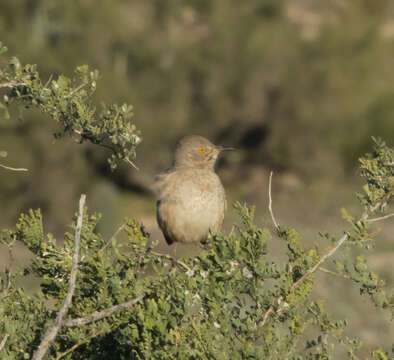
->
<box><xmin>64</xmin><ymin>293</ymin><xmax>145</xmax><ymax>327</ymax></box>
<box><xmin>32</xmin><ymin>194</ymin><xmax>86</xmax><ymax>360</ymax></box>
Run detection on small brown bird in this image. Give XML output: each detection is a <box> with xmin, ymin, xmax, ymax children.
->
<box><xmin>154</xmin><ymin>135</ymin><xmax>232</xmax><ymax>254</ymax></box>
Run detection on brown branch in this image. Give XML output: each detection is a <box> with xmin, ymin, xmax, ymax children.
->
<box><xmin>0</xmin><ymin>163</ymin><xmax>28</xmax><ymax>172</ymax></box>
<box><xmin>268</xmin><ymin>171</ymin><xmax>280</xmax><ymax>232</ymax></box>
<box><xmin>64</xmin><ymin>293</ymin><xmax>145</xmax><ymax>327</ymax></box>
<box><xmin>32</xmin><ymin>194</ymin><xmax>86</xmax><ymax>360</ymax></box>
<box><xmin>0</xmin><ymin>334</ymin><xmax>9</xmax><ymax>352</ymax></box>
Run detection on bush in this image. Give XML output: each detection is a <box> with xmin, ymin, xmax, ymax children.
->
<box><xmin>1</xmin><ymin>42</ymin><xmax>393</xmax><ymax>360</ymax></box>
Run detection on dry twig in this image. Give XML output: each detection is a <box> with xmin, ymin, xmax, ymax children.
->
<box><xmin>32</xmin><ymin>194</ymin><xmax>86</xmax><ymax>360</ymax></box>
<box><xmin>64</xmin><ymin>294</ymin><xmax>145</xmax><ymax>327</ymax></box>
<box><xmin>0</xmin><ymin>334</ymin><xmax>9</xmax><ymax>352</ymax></box>
<box><xmin>0</xmin><ymin>163</ymin><xmax>28</xmax><ymax>172</ymax></box>
<box><xmin>260</xmin><ymin>173</ymin><xmax>385</xmax><ymax>327</ymax></box>
<box><xmin>268</xmin><ymin>171</ymin><xmax>280</xmax><ymax>233</ymax></box>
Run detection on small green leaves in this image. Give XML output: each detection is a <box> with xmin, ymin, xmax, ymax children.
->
<box><xmin>0</xmin><ymin>46</ymin><xmax>141</xmax><ymax>171</ymax></box>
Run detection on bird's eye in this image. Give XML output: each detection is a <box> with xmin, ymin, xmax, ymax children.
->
<box><xmin>198</xmin><ymin>146</ymin><xmax>205</xmax><ymax>153</ymax></box>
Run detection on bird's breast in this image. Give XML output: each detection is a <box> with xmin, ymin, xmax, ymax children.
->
<box><xmin>156</xmin><ymin>169</ymin><xmax>226</xmax><ymax>244</ymax></box>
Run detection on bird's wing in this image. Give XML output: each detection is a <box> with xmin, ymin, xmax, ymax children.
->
<box><xmin>153</xmin><ymin>169</ymin><xmax>175</xmax><ymax>199</ymax></box>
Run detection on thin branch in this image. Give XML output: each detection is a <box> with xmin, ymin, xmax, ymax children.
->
<box><xmin>125</xmin><ymin>158</ymin><xmax>139</xmax><ymax>171</ymax></box>
<box><xmin>366</xmin><ymin>213</ymin><xmax>394</xmax><ymax>223</ymax></box>
<box><xmin>260</xmin><ymin>176</ymin><xmax>385</xmax><ymax>327</ymax></box>
<box><xmin>65</xmin><ymin>82</ymin><xmax>88</xmax><ymax>98</ymax></box>
<box><xmin>98</xmin><ymin>222</ymin><xmax>126</xmax><ymax>254</ymax></box>
<box><xmin>0</xmin><ymin>82</ymin><xmax>25</xmax><ymax>89</ymax></box>
<box><xmin>289</xmin><ymin>232</ymin><xmax>349</xmax><ymax>292</ymax></box>
<box><xmin>0</xmin><ymin>163</ymin><xmax>28</xmax><ymax>172</ymax></box>
<box><xmin>43</xmin><ymin>74</ymin><xmax>53</xmax><ymax>89</ymax></box>
<box><xmin>32</xmin><ymin>194</ymin><xmax>86</xmax><ymax>360</ymax></box>
<box><xmin>150</xmin><ymin>250</ymin><xmax>192</xmax><ymax>272</ymax></box>
<box><xmin>318</xmin><ymin>267</ymin><xmax>351</xmax><ymax>279</ymax></box>
<box><xmin>268</xmin><ymin>171</ymin><xmax>280</xmax><ymax>232</ymax></box>
<box><xmin>0</xmin><ymin>334</ymin><xmax>9</xmax><ymax>352</ymax></box>
<box><xmin>55</xmin><ymin>325</ymin><xmax>114</xmax><ymax>360</ymax></box>
<box><xmin>64</xmin><ymin>293</ymin><xmax>145</xmax><ymax>327</ymax></box>
<box><xmin>260</xmin><ymin>306</ymin><xmax>274</xmax><ymax>327</ymax></box>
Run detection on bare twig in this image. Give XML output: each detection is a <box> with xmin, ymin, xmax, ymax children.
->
<box><xmin>150</xmin><ymin>250</ymin><xmax>192</xmax><ymax>272</ymax></box>
<box><xmin>268</xmin><ymin>171</ymin><xmax>280</xmax><ymax>232</ymax></box>
<box><xmin>259</xmin><ymin>177</ymin><xmax>385</xmax><ymax>327</ymax></box>
<box><xmin>32</xmin><ymin>194</ymin><xmax>86</xmax><ymax>360</ymax></box>
<box><xmin>318</xmin><ymin>267</ymin><xmax>351</xmax><ymax>279</ymax></box>
<box><xmin>64</xmin><ymin>294</ymin><xmax>145</xmax><ymax>327</ymax></box>
<box><xmin>289</xmin><ymin>232</ymin><xmax>349</xmax><ymax>292</ymax></box>
<box><xmin>0</xmin><ymin>163</ymin><xmax>28</xmax><ymax>172</ymax></box>
<box><xmin>0</xmin><ymin>82</ymin><xmax>25</xmax><ymax>89</ymax></box>
<box><xmin>98</xmin><ymin>222</ymin><xmax>126</xmax><ymax>254</ymax></box>
<box><xmin>55</xmin><ymin>324</ymin><xmax>115</xmax><ymax>360</ymax></box>
<box><xmin>366</xmin><ymin>213</ymin><xmax>394</xmax><ymax>223</ymax></box>
<box><xmin>65</xmin><ymin>82</ymin><xmax>88</xmax><ymax>98</ymax></box>
<box><xmin>43</xmin><ymin>74</ymin><xmax>53</xmax><ymax>89</ymax></box>
<box><xmin>125</xmin><ymin>158</ymin><xmax>139</xmax><ymax>171</ymax></box>
<box><xmin>0</xmin><ymin>334</ymin><xmax>9</xmax><ymax>352</ymax></box>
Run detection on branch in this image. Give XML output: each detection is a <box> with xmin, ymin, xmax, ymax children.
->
<box><xmin>32</xmin><ymin>194</ymin><xmax>86</xmax><ymax>360</ymax></box>
<box><xmin>366</xmin><ymin>213</ymin><xmax>394</xmax><ymax>223</ymax></box>
<box><xmin>65</xmin><ymin>82</ymin><xmax>88</xmax><ymax>99</ymax></box>
<box><xmin>318</xmin><ymin>267</ymin><xmax>351</xmax><ymax>279</ymax></box>
<box><xmin>125</xmin><ymin>158</ymin><xmax>139</xmax><ymax>171</ymax></box>
<box><xmin>268</xmin><ymin>171</ymin><xmax>280</xmax><ymax>233</ymax></box>
<box><xmin>55</xmin><ymin>325</ymin><xmax>114</xmax><ymax>360</ymax></box>
<box><xmin>149</xmin><ymin>250</ymin><xmax>193</xmax><ymax>273</ymax></box>
<box><xmin>98</xmin><ymin>222</ymin><xmax>126</xmax><ymax>254</ymax></box>
<box><xmin>260</xmin><ymin>177</ymin><xmax>384</xmax><ymax>327</ymax></box>
<box><xmin>0</xmin><ymin>163</ymin><xmax>28</xmax><ymax>172</ymax></box>
<box><xmin>0</xmin><ymin>82</ymin><xmax>25</xmax><ymax>89</ymax></box>
<box><xmin>0</xmin><ymin>334</ymin><xmax>9</xmax><ymax>352</ymax></box>
<box><xmin>64</xmin><ymin>293</ymin><xmax>145</xmax><ymax>327</ymax></box>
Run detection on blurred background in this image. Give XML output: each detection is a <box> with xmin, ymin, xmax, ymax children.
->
<box><xmin>0</xmin><ymin>0</ymin><xmax>393</xmax><ymax>355</ymax></box>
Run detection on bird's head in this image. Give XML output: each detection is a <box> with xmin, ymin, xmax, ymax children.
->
<box><xmin>174</xmin><ymin>135</ymin><xmax>233</xmax><ymax>170</ymax></box>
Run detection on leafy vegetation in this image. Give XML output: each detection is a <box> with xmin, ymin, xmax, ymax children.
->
<box><xmin>1</xmin><ymin>8</ymin><xmax>394</xmax><ymax>356</ymax></box>
<box><xmin>1</xmin><ymin>100</ymin><xmax>393</xmax><ymax>358</ymax></box>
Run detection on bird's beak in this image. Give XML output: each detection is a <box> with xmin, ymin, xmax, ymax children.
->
<box><xmin>216</xmin><ymin>145</ymin><xmax>236</xmax><ymax>152</ymax></box>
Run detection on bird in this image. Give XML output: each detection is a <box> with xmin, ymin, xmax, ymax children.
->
<box><xmin>154</xmin><ymin>135</ymin><xmax>233</xmax><ymax>256</ymax></box>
